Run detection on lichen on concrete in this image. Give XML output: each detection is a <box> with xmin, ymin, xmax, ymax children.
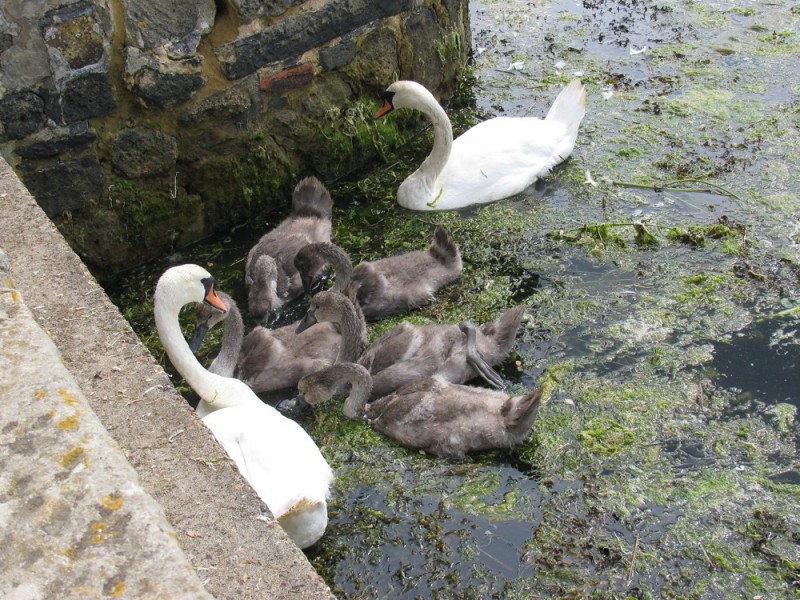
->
<box><xmin>0</xmin><ymin>248</ymin><xmax>213</xmax><ymax>600</ymax></box>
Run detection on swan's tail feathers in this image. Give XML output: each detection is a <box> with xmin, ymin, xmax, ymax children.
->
<box><xmin>428</xmin><ymin>226</ymin><xmax>462</xmax><ymax>268</ymax></box>
<box><xmin>277</xmin><ymin>496</ymin><xmax>329</xmax><ymax>549</ymax></box>
<box><xmin>544</xmin><ymin>79</ymin><xmax>587</xmax><ymax>134</ymax></box>
<box><xmin>503</xmin><ymin>387</ymin><xmax>543</xmax><ymax>438</ymax></box>
<box><xmin>292</xmin><ymin>176</ymin><xmax>333</xmax><ymax>219</ymax></box>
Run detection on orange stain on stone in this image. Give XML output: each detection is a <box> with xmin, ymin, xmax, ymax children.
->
<box><xmin>58</xmin><ymin>388</ymin><xmax>80</xmax><ymax>408</ymax></box>
<box><xmin>101</xmin><ymin>494</ymin><xmax>123</xmax><ymax>511</ymax></box>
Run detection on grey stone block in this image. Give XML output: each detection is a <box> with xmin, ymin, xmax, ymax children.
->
<box><xmin>19</xmin><ymin>154</ymin><xmax>104</xmax><ymax>215</ymax></box>
<box><xmin>216</xmin><ymin>0</ymin><xmax>411</xmax><ymax>79</ymax></box>
<box><xmin>123</xmin><ymin>0</ymin><xmax>215</xmax><ymax>56</ymax></box>
<box><xmin>111</xmin><ymin>127</ymin><xmax>178</xmax><ymax>178</ymax></box>
<box><xmin>232</xmin><ymin>0</ymin><xmax>304</xmax><ymax>21</ymax></box>
<box><xmin>125</xmin><ymin>48</ymin><xmax>206</xmax><ymax>107</ymax></box>
<box><xmin>40</xmin><ymin>2</ymin><xmax>107</xmax><ymax>72</ymax></box>
<box><xmin>58</xmin><ymin>72</ymin><xmax>118</xmax><ymax>122</ymax></box>
<box><xmin>404</xmin><ymin>7</ymin><xmax>448</xmax><ymax>86</ymax></box>
<box><xmin>0</xmin><ymin>91</ymin><xmax>47</xmax><ymax>141</ymax></box>
<box><xmin>319</xmin><ymin>37</ymin><xmax>357</xmax><ymax>71</ymax></box>
<box><xmin>179</xmin><ymin>86</ymin><xmax>253</xmax><ymax>125</ymax></box>
<box><xmin>135</xmin><ymin>68</ymin><xmax>205</xmax><ymax>107</ymax></box>
<box><xmin>14</xmin><ymin>123</ymin><xmax>97</xmax><ymax>159</ymax></box>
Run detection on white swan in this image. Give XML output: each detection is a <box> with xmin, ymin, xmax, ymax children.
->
<box><xmin>374</xmin><ymin>79</ymin><xmax>587</xmax><ymax>211</ymax></box>
<box><xmin>154</xmin><ymin>264</ymin><xmax>333</xmax><ymax>549</ymax></box>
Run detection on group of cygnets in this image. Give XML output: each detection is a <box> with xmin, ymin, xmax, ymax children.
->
<box><xmin>153</xmin><ymin>78</ymin><xmax>587</xmax><ymax>549</ymax></box>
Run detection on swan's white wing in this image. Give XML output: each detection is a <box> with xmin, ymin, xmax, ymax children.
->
<box><xmin>202</xmin><ymin>405</ymin><xmax>332</xmax><ymax>518</ymax></box>
<box><xmin>428</xmin><ymin>116</ymin><xmax>575</xmax><ymax>209</ymax></box>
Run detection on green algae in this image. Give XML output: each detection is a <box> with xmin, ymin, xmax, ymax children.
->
<box><xmin>311</xmin><ymin>100</ymin><xmax>411</xmax><ymax>181</ymax></box>
<box><xmin>107</xmin><ymin>0</ymin><xmax>800</xmax><ymax>596</ymax></box>
<box><xmin>228</xmin><ymin>143</ymin><xmax>295</xmax><ymax>218</ymax></box>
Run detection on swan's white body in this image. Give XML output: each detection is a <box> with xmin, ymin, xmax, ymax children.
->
<box><xmin>201</xmin><ymin>405</ymin><xmax>331</xmax><ymax>548</ymax></box>
<box><xmin>154</xmin><ymin>264</ymin><xmax>332</xmax><ymax>549</ymax></box>
<box><xmin>376</xmin><ymin>79</ymin><xmax>587</xmax><ymax>211</ymax></box>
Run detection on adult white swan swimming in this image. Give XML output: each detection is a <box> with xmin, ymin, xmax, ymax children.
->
<box><xmin>154</xmin><ymin>264</ymin><xmax>333</xmax><ymax>549</ymax></box>
<box><xmin>374</xmin><ymin>79</ymin><xmax>587</xmax><ymax>211</ymax></box>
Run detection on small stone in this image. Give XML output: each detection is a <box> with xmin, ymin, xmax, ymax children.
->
<box><xmin>259</xmin><ymin>63</ymin><xmax>314</xmax><ymax>93</ymax></box>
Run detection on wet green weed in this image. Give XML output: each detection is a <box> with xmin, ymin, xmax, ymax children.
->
<box><xmin>107</xmin><ymin>0</ymin><xmax>799</xmax><ymax>596</ymax></box>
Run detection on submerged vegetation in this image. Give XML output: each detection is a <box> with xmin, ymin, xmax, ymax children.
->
<box><xmin>311</xmin><ymin>100</ymin><xmax>412</xmax><ymax>181</ymax></box>
<box><xmin>109</xmin><ymin>0</ymin><xmax>799</xmax><ymax>597</ymax></box>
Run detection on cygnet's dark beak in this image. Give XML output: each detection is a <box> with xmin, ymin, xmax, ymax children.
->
<box><xmin>300</xmin><ymin>273</ymin><xmax>316</xmax><ymax>297</ymax></box>
<box><xmin>295</xmin><ymin>310</ymin><xmax>317</xmax><ymax>334</ymax></box>
<box><xmin>188</xmin><ymin>323</ymin><xmax>209</xmax><ymax>353</ymax></box>
<box><xmin>276</xmin><ymin>394</ymin><xmax>312</xmax><ymax>417</ymax></box>
<box><xmin>264</xmin><ymin>311</ymin><xmax>280</xmax><ymax>328</ymax></box>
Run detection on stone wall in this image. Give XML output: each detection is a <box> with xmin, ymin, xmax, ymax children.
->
<box><xmin>0</xmin><ymin>0</ymin><xmax>470</xmax><ymax>279</ymax></box>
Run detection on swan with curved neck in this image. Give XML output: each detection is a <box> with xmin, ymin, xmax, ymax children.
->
<box><xmin>154</xmin><ymin>264</ymin><xmax>332</xmax><ymax>549</ymax></box>
<box><xmin>154</xmin><ymin>266</ymin><xmax>255</xmax><ymax>415</ymax></box>
<box><xmin>298</xmin><ymin>362</ymin><xmax>543</xmax><ymax>460</ymax></box>
<box><xmin>374</xmin><ymin>79</ymin><xmax>587</xmax><ymax>210</ymax></box>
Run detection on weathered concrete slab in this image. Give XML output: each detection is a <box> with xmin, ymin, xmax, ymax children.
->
<box><xmin>0</xmin><ymin>156</ymin><xmax>334</xmax><ymax>599</ymax></box>
<box><xmin>0</xmin><ymin>250</ymin><xmax>213</xmax><ymax>600</ymax></box>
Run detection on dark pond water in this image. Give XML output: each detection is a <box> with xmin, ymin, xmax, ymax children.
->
<box><xmin>108</xmin><ymin>0</ymin><xmax>799</xmax><ymax>597</ymax></box>
<box><xmin>711</xmin><ymin>317</ymin><xmax>800</xmax><ymax>410</ymax></box>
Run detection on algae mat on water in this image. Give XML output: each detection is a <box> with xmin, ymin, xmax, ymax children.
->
<box><xmin>303</xmin><ymin>0</ymin><xmax>799</xmax><ymax>598</ymax></box>
<box><xmin>109</xmin><ymin>0</ymin><xmax>799</xmax><ymax>597</ymax></box>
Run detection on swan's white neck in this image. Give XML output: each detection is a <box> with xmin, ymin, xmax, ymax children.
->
<box><xmin>155</xmin><ymin>301</ymin><xmax>221</xmax><ymax>400</ymax></box>
<box><xmin>399</xmin><ymin>88</ymin><xmax>453</xmax><ymax>209</ymax></box>
<box><xmin>155</xmin><ymin>287</ymin><xmax>253</xmax><ymax>414</ymax></box>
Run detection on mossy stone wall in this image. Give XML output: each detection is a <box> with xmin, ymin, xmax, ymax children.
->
<box><xmin>0</xmin><ymin>0</ymin><xmax>470</xmax><ymax>280</ymax></box>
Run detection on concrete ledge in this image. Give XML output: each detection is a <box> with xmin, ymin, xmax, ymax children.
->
<box><xmin>0</xmin><ymin>157</ymin><xmax>334</xmax><ymax>598</ymax></box>
<box><xmin>0</xmin><ymin>250</ymin><xmax>213</xmax><ymax>599</ymax></box>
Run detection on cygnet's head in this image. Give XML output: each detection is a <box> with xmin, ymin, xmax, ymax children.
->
<box><xmin>189</xmin><ymin>290</ymin><xmax>233</xmax><ymax>352</ymax></box>
<box><xmin>247</xmin><ymin>254</ymin><xmax>279</xmax><ymax>321</ymax></box>
<box><xmin>295</xmin><ymin>290</ymin><xmax>354</xmax><ymax>334</ymax></box>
